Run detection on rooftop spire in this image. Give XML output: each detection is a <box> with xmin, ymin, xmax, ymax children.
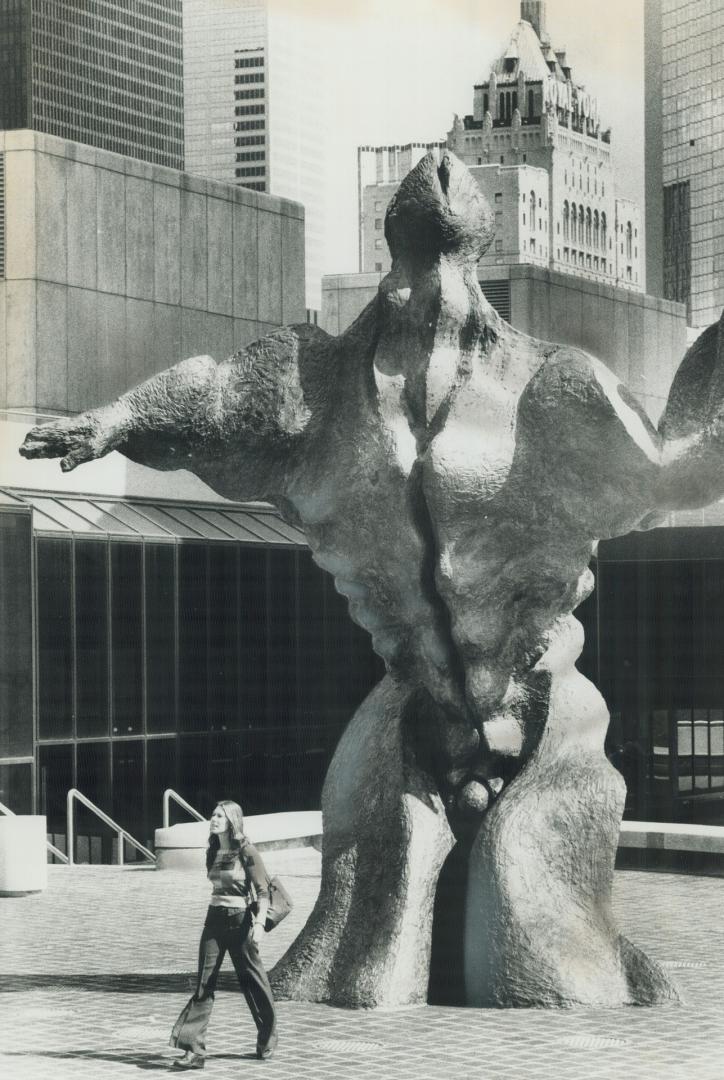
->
<box><xmin>520</xmin><ymin>1</ymin><xmax>547</xmax><ymax>42</ymax></box>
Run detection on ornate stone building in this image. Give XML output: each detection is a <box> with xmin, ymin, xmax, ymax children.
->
<box><xmin>359</xmin><ymin>1</ymin><xmax>642</xmax><ymax>292</ymax></box>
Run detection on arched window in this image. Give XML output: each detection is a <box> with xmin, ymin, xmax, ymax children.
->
<box><xmin>483</xmin><ymin>93</ymin><xmax>489</xmax><ymax>113</ymax></box>
<box><xmin>578</xmin><ymin>205</ymin><xmax>584</xmax><ymax>243</ymax></box>
<box><xmin>528</xmin><ymin>88</ymin><xmax>534</xmax><ymax>117</ymax></box>
<box><xmin>563</xmin><ymin>201</ymin><xmax>569</xmax><ymax>241</ymax></box>
<box><xmin>585</xmin><ymin>207</ymin><xmax>592</xmax><ymax>247</ymax></box>
<box><xmin>601</xmin><ymin>212</ymin><xmax>607</xmax><ymax>256</ymax></box>
<box><xmin>626</xmin><ymin>221</ymin><xmax>633</xmax><ymax>259</ymax></box>
<box><xmin>530</xmin><ymin>191</ymin><xmax>536</xmax><ymax>230</ymax></box>
<box><xmin>499</xmin><ymin>92</ymin><xmax>505</xmax><ymax>118</ymax></box>
<box><xmin>593</xmin><ymin>210</ymin><xmax>599</xmax><ymax>249</ymax></box>
<box><xmin>571</xmin><ymin>202</ymin><xmax>577</xmax><ymax>242</ymax></box>
<box><xmin>512</xmin><ymin>90</ymin><xmax>518</xmax><ymax>113</ymax></box>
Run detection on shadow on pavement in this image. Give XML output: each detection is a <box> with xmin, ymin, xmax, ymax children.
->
<box><xmin>2</xmin><ymin>1049</ymin><xmax>172</xmax><ymax>1071</ymax></box>
<box><xmin>0</xmin><ymin>973</ymin><xmax>196</xmax><ymax>993</ymax></box>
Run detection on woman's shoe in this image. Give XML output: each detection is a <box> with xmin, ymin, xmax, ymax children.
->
<box><xmin>171</xmin><ymin>1051</ymin><xmax>205</xmax><ymax>1070</ymax></box>
<box><xmin>256</xmin><ymin>1030</ymin><xmax>278</xmax><ymax>1060</ymax></box>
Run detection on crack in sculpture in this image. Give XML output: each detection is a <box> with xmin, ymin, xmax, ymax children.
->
<box><xmin>21</xmin><ymin>151</ymin><xmax>724</xmax><ymax>1008</ymax></box>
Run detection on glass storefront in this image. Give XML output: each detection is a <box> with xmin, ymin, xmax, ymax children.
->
<box><xmin>33</xmin><ymin>533</ymin><xmax>384</xmax><ymax>859</ymax></box>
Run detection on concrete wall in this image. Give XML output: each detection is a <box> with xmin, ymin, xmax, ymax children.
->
<box><xmin>321</xmin><ymin>264</ymin><xmax>687</xmax><ymax>424</ymax></box>
<box><xmin>0</xmin><ymin>129</ymin><xmax>306</xmax><ymax>413</ymax></box>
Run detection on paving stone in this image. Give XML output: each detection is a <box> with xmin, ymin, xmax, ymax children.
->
<box><xmin>1</xmin><ymin>852</ymin><xmax>724</xmax><ymax>1079</ymax></box>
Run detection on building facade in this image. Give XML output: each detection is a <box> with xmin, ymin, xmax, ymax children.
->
<box><xmin>0</xmin><ymin>0</ymin><xmax>184</xmax><ymax>170</ymax></box>
<box><xmin>645</xmin><ymin>0</ymin><xmax>724</xmax><ymax>328</ymax></box>
<box><xmin>183</xmin><ymin>0</ymin><xmax>325</xmax><ymax>313</ymax></box>
<box><xmin>0</xmin><ymin>130</ymin><xmax>379</xmax><ymax>858</ymax></box>
<box><xmin>359</xmin><ymin>1</ymin><xmax>642</xmax><ymax>293</ymax></box>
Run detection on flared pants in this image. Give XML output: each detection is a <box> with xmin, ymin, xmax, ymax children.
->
<box><xmin>170</xmin><ymin>905</ymin><xmax>277</xmax><ymax>1056</ymax></box>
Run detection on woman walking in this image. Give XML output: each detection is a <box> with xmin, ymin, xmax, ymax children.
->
<box><xmin>170</xmin><ymin>800</ymin><xmax>278</xmax><ymax>1070</ymax></box>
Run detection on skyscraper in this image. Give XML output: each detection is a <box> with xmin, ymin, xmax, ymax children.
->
<box><xmin>359</xmin><ymin>2</ymin><xmax>642</xmax><ymax>293</ymax></box>
<box><xmin>0</xmin><ymin>0</ymin><xmax>184</xmax><ymax>170</ymax></box>
<box><xmin>645</xmin><ymin>0</ymin><xmax>724</xmax><ymax>328</ymax></box>
<box><xmin>183</xmin><ymin>0</ymin><xmax>325</xmax><ymax>313</ymax></box>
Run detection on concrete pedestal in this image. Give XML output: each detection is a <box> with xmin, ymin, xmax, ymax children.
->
<box><xmin>0</xmin><ymin>815</ymin><xmax>48</xmax><ymax>896</ymax></box>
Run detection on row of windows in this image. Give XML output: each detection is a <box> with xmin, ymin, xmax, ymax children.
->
<box><xmin>234</xmin><ymin>87</ymin><xmax>265</xmax><ymax>100</ymax></box>
<box><xmin>234</xmin><ymin>120</ymin><xmax>265</xmax><ymax>131</ymax></box>
<box><xmin>234</xmin><ymin>72</ymin><xmax>264</xmax><ymax>85</ymax></box>
<box><xmin>234</xmin><ymin>54</ymin><xmax>264</xmax><ymax>68</ymax></box>
<box><xmin>561</xmin><ymin>248</ymin><xmax>612</xmax><ymax>273</ymax></box>
<box><xmin>564</xmin><ymin>168</ymin><xmax>605</xmax><ymax>197</ymax></box>
<box><xmin>235</xmin><ymin>166</ymin><xmax>266</xmax><ymax>178</ymax></box>
<box><xmin>562</xmin><ymin>202</ymin><xmax>608</xmax><ymax>251</ymax></box>
<box><xmin>235</xmin><ymin>134</ymin><xmax>265</xmax><ymax>147</ymax></box>
<box><xmin>234</xmin><ymin>104</ymin><xmax>265</xmax><ymax>116</ymax></box>
<box><xmin>236</xmin><ymin>151</ymin><xmax>265</xmax><ymax>163</ymax></box>
<box><xmin>239</xmin><ymin>180</ymin><xmax>266</xmax><ymax>191</ymax></box>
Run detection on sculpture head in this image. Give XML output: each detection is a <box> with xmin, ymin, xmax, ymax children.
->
<box><xmin>384</xmin><ymin>151</ymin><xmax>494</xmax><ymax>275</ymax></box>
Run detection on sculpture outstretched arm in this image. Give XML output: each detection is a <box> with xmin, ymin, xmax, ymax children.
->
<box><xmin>20</xmin><ymin>324</ymin><xmax>332</xmax><ymax>499</ymax></box>
<box><xmin>654</xmin><ymin>309</ymin><xmax>724</xmax><ymax>509</ymax></box>
<box><xmin>20</xmin><ymin>353</ymin><xmax>222</xmax><ymax>474</ymax></box>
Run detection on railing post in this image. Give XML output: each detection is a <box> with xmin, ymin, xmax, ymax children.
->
<box><xmin>67</xmin><ymin>789</ymin><xmax>75</xmax><ymax>867</ymax></box>
<box><xmin>163</xmin><ymin>788</ymin><xmax>170</xmax><ymax>829</ymax></box>
<box><xmin>118</xmin><ymin>830</ymin><xmax>124</xmax><ymax>867</ymax></box>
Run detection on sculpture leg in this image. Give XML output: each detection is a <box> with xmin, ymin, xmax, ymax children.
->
<box><xmin>270</xmin><ymin>675</ymin><xmax>455</xmax><ymax>1007</ymax></box>
<box><xmin>464</xmin><ymin>652</ymin><xmax>678</xmax><ymax>1006</ymax></box>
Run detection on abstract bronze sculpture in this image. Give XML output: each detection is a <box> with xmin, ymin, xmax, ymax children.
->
<box><xmin>23</xmin><ymin>152</ymin><xmax>724</xmax><ymax>1008</ymax></box>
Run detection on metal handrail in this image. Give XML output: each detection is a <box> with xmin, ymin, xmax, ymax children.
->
<box><xmin>163</xmin><ymin>789</ymin><xmax>206</xmax><ymax>829</ymax></box>
<box><xmin>66</xmin><ymin>789</ymin><xmax>156</xmax><ymax>867</ymax></box>
<box><xmin>0</xmin><ymin>798</ymin><xmax>69</xmax><ymax>864</ymax></box>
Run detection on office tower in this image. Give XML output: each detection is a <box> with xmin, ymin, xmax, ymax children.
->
<box><xmin>0</xmin><ymin>0</ymin><xmax>184</xmax><ymax>170</ymax></box>
<box><xmin>645</xmin><ymin>0</ymin><xmax>724</xmax><ymax>328</ymax></box>
<box><xmin>360</xmin><ymin>1</ymin><xmax>642</xmax><ymax>293</ymax></box>
<box><xmin>183</xmin><ymin>0</ymin><xmax>325</xmax><ymax>313</ymax></box>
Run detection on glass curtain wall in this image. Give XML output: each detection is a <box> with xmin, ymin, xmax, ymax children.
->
<box><xmin>35</xmin><ymin>535</ymin><xmax>383</xmax><ymax>860</ymax></box>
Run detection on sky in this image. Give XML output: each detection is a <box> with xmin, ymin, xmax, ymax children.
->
<box><xmin>277</xmin><ymin>0</ymin><xmax>646</xmax><ymax>275</ymax></box>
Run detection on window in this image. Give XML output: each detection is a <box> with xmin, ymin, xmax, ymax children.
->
<box><xmin>374</xmin><ymin>218</ymin><xmax>382</xmax><ymax>229</ymax></box>
<box><xmin>495</xmin><ymin>192</ymin><xmax>502</xmax><ymax>203</ymax></box>
<box><xmin>626</xmin><ymin>221</ymin><xmax>633</xmax><ymax>260</ymax></box>
<box><xmin>495</xmin><ymin>240</ymin><xmax>503</xmax><ymax>252</ymax></box>
<box><xmin>374</xmin><ymin>239</ymin><xmax>382</xmax><ymax>249</ymax></box>
<box><xmin>75</xmin><ymin>541</ymin><xmax>109</xmax><ymax>738</ymax></box>
<box><xmin>375</xmin><ymin>262</ymin><xmax>383</xmax><ymax>271</ymax></box>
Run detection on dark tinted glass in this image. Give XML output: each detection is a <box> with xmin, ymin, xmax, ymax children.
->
<box><xmin>111</xmin><ymin>543</ymin><xmax>143</xmax><ymax>734</ymax></box>
<box><xmin>37</xmin><ymin>538</ymin><xmax>73</xmax><ymax>738</ymax></box>
<box><xmin>178</xmin><ymin>544</ymin><xmax>208</xmax><ymax>731</ymax></box>
<box><xmin>75</xmin><ymin>540</ymin><xmax>109</xmax><ymax>737</ymax></box>
<box><xmin>145</xmin><ymin>544</ymin><xmax>176</xmax><ymax>733</ymax></box>
<box><xmin>0</xmin><ymin>511</ymin><xmax>33</xmax><ymax>755</ymax></box>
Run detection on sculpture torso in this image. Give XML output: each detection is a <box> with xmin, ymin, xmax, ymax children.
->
<box><xmin>281</xmin><ymin>255</ymin><xmax>659</xmax><ymax>771</ymax></box>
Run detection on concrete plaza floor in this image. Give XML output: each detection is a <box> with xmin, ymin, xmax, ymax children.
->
<box><xmin>1</xmin><ymin>847</ymin><xmax>724</xmax><ymax>1080</ymax></box>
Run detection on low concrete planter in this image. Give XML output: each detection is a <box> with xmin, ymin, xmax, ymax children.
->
<box><xmin>0</xmin><ymin>815</ymin><xmax>48</xmax><ymax>896</ymax></box>
<box><xmin>154</xmin><ymin>810</ymin><xmax>322</xmax><ymax>870</ymax></box>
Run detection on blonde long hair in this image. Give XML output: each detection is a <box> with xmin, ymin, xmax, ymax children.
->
<box><xmin>206</xmin><ymin>800</ymin><xmax>245</xmax><ymax>870</ymax></box>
